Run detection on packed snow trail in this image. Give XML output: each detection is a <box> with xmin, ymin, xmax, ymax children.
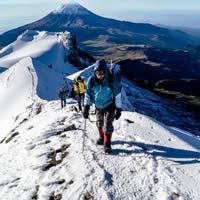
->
<box><xmin>1</xmin><ymin>100</ymin><xmax>200</xmax><ymax>200</ymax></box>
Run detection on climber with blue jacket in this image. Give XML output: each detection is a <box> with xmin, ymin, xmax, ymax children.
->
<box><xmin>59</xmin><ymin>87</ymin><xmax>67</xmax><ymax>109</ymax></box>
<box><xmin>83</xmin><ymin>59</ymin><xmax>122</xmax><ymax>154</ymax></box>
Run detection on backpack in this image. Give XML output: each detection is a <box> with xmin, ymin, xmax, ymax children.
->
<box><xmin>70</xmin><ymin>86</ymin><xmax>76</xmax><ymax>98</ymax></box>
<box><xmin>109</xmin><ymin>63</ymin><xmax>122</xmax><ymax>90</ymax></box>
<box><xmin>73</xmin><ymin>77</ymin><xmax>86</xmax><ymax>95</ymax></box>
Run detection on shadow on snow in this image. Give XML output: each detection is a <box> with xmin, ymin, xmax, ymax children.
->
<box><xmin>112</xmin><ymin>140</ymin><xmax>200</xmax><ymax>165</ymax></box>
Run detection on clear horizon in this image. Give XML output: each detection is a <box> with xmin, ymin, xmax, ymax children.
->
<box><xmin>0</xmin><ymin>0</ymin><xmax>200</xmax><ymax>34</ymax></box>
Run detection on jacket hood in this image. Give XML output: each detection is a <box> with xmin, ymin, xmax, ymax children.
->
<box><xmin>93</xmin><ymin>60</ymin><xmax>108</xmax><ymax>73</ymax></box>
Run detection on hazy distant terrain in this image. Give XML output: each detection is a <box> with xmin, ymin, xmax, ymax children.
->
<box><xmin>113</xmin><ymin>45</ymin><xmax>200</xmax><ymax>116</ymax></box>
<box><xmin>157</xmin><ymin>24</ymin><xmax>200</xmax><ymax>39</ymax></box>
<box><xmin>0</xmin><ymin>3</ymin><xmax>200</xmax><ymax>50</ymax></box>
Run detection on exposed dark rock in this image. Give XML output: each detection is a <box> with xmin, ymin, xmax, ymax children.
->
<box><xmin>43</xmin><ymin>144</ymin><xmax>70</xmax><ymax>171</ymax></box>
<box><xmin>35</xmin><ymin>103</ymin><xmax>43</xmax><ymax>115</ymax></box>
<box><xmin>171</xmin><ymin>192</ymin><xmax>180</xmax><ymax>200</ymax></box>
<box><xmin>31</xmin><ymin>185</ymin><xmax>39</xmax><ymax>200</ymax></box>
<box><xmin>125</xmin><ymin>119</ymin><xmax>135</xmax><ymax>124</ymax></box>
<box><xmin>63</xmin><ymin>124</ymin><xmax>76</xmax><ymax>132</ymax></box>
<box><xmin>49</xmin><ymin>194</ymin><xmax>62</xmax><ymax>200</ymax></box>
<box><xmin>65</xmin><ymin>35</ymin><xmax>95</xmax><ymax>69</ymax></box>
<box><xmin>5</xmin><ymin>132</ymin><xmax>19</xmax><ymax>143</ymax></box>
<box><xmin>83</xmin><ymin>192</ymin><xmax>95</xmax><ymax>200</ymax></box>
<box><xmin>68</xmin><ymin>180</ymin><xmax>74</xmax><ymax>185</ymax></box>
<box><xmin>19</xmin><ymin>118</ymin><xmax>28</xmax><ymax>125</ymax></box>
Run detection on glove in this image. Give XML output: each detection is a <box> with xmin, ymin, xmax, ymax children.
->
<box><xmin>115</xmin><ymin>108</ymin><xmax>121</xmax><ymax>120</ymax></box>
<box><xmin>83</xmin><ymin>105</ymin><xmax>90</xmax><ymax>119</ymax></box>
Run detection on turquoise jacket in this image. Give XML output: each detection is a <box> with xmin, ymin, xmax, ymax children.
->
<box><xmin>85</xmin><ymin>65</ymin><xmax>122</xmax><ymax>109</ymax></box>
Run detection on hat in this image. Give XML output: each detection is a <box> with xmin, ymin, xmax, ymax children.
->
<box><xmin>77</xmin><ymin>76</ymin><xmax>82</xmax><ymax>81</ymax></box>
<box><xmin>94</xmin><ymin>60</ymin><xmax>107</xmax><ymax>72</ymax></box>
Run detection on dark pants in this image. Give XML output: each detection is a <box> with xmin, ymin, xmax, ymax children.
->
<box><xmin>61</xmin><ymin>99</ymin><xmax>66</xmax><ymax>108</ymax></box>
<box><xmin>77</xmin><ymin>93</ymin><xmax>84</xmax><ymax>111</ymax></box>
<box><xmin>96</xmin><ymin>102</ymin><xmax>116</xmax><ymax>135</ymax></box>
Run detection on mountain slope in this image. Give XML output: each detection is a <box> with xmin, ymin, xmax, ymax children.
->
<box><xmin>0</xmin><ymin>24</ymin><xmax>200</xmax><ymax>199</ymax></box>
<box><xmin>0</xmin><ymin>30</ymin><xmax>90</xmax><ymax>135</ymax></box>
<box><xmin>0</xmin><ymin>56</ymin><xmax>73</xmax><ymax>137</ymax></box>
<box><xmin>0</xmin><ymin>30</ymin><xmax>75</xmax><ymax>69</ymax></box>
<box><xmin>0</xmin><ymin>60</ymin><xmax>200</xmax><ymax>199</ymax></box>
<box><xmin>0</xmin><ymin>57</ymin><xmax>38</xmax><ymax>136</ymax></box>
<box><xmin>0</xmin><ymin>2</ymin><xmax>199</xmax><ymax>52</ymax></box>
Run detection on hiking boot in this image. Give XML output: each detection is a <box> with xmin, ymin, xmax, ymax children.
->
<box><xmin>104</xmin><ymin>134</ymin><xmax>112</xmax><ymax>154</ymax></box>
<box><xmin>96</xmin><ymin>137</ymin><xmax>104</xmax><ymax>145</ymax></box>
<box><xmin>104</xmin><ymin>146</ymin><xmax>112</xmax><ymax>154</ymax></box>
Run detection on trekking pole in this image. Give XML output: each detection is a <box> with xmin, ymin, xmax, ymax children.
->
<box><xmin>82</xmin><ymin>118</ymin><xmax>87</xmax><ymax>153</ymax></box>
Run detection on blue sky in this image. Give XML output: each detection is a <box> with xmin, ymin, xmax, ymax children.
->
<box><xmin>0</xmin><ymin>0</ymin><xmax>200</xmax><ymax>33</ymax></box>
<box><xmin>1</xmin><ymin>0</ymin><xmax>200</xmax><ymax>11</ymax></box>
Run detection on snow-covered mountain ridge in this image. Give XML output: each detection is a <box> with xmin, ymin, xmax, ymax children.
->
<box><xmin>0</xmin><ymin>30</ymin><xmax>93</xmax><ymax>136</ymax></box>
<box><xmin>0</xmin><ymin>30</ymin><xmax>93</xmax><ymax>70</ymax></box>
<box><xmin>0</xmin><ymin>29</ymin><xmax>200</xmax><ymax>199</ymax></box>
<box><xmin>0</xmin><ymin>30</ymin><xmax>71</xmax><ymax>69</ymax></box>
<box><xmin>0</xmin><ymin>56</ymin><xmax>200</xmax><ymax>199</ymax></box>
<box><xmin>1</xmin><ymin>79</ymin><xmax>200</xmax><ymax>199</ymax></box>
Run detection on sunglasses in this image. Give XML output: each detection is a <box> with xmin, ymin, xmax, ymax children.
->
<box><xmin>96</xmin><ymin>70</ymin><xmax>105</xmax><ymax>77</ymax></box>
